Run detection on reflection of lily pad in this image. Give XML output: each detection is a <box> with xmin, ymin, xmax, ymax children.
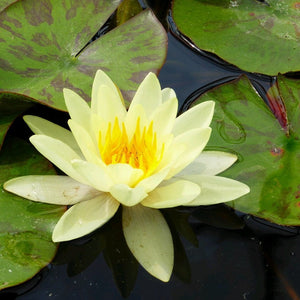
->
<box><xmin>194</xmin><ymin>76</ymin><xmax>300</xmax><ymax>225</ymax></box>
<box><xmin>173</xmin><ymin>0</ymin><xmax>300</xmax><ymax>75</ymax></box>
<box><xmin>0</xmin><ymin>0</ymin><xmax>167</xmax><ymax>110</ymax></box>
<box><xmin>0</xmin><ymin>137</ymin><xmax>65</xmax><ymax>290</ymax></box>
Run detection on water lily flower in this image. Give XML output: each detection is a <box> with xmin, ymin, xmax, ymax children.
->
<box><xmin>4</xmin><ymin>70</ymin><xmax>249</xmax><ymax>282</ymax></box>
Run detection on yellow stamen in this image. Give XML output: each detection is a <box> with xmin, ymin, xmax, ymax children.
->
<box><xmin>98</xmin><ymin>117</ymin><xmax>164</xmax><ymax>177</ymax></box>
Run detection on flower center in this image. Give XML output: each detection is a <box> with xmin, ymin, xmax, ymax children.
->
<box><xmin>98</xmin><ymin>117</ymin><xmax>164</xmax><ymax>176</ymax></box>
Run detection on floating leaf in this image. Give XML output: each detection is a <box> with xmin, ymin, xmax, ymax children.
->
<box><xmin>194</xmin><ymin>76</ymin><xmax>300</xmax><ymax>225</ymax></box>
<box><xmin>172</xmin><ymin>0</ymin><xmax>300</xmax><ymax>75</ymax></box>
<box><xmin>0</xmin><ymin>137</ymin><xmax>65</xmax><ymax>290</ymax></box>
<box><xmin>0</xmin><ymin>0</ymin><xmax>167</xmax><ymax>110</ymax></box>
<box><xmin>0</xmin><ymin>0</ymin><xmax>16</xmax><ymax>12</ymax></box>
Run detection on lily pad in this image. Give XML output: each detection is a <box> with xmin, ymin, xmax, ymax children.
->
<box><xmin>0</xmin><ymin>0</ymin><xmax>16</xmax><ymax>12</ymax></box>
<box><xmin>172</xmin><ymin>0</ymin><xmax>300</xmax><ymax>75</ymax></box>
<box><xmin>0</xmin><ymin>137</ymin><xmax>65</xmax><ymax>290</ymax></box>
<box><xmin>194</xmin><ymin>75</ymin><xmax>300</xmax><ymax>225</ymax></box>
<box><xmin>0</xmin><ymin>0</ymin><xmax>167</xmax><ymax>110</ymax></box>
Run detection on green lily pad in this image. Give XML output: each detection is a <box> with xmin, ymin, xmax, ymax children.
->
<box><xmin>172</xmin><ymin>0</ymin><xmax>300</xmax><ymax>75</ymax></box>
<box><xmin>0</xmin><ymin>0</ymin><xmax>167</xmax><ymax>110</ymax></box>
<box><xmin>194</xmin><ymin>75</ymin><xmax>300</xmax><ymax>225</ymax></box>
<box><xmin>0</xmin><ymin>137</ymin><xmax>65</xmax><ymax>290</ymax></box>
<box><xmin>0</xmin><ymin>94</ymin><xmax>33</xmax><ymax>150</ymax></box>
<box><xmin>0</xmin><ymin>0</ymin><xmax>16</xmax><ymax>12</ymax></box>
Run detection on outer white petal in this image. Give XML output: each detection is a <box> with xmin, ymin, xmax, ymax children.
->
<box><xmin>30</xmin><ymin>135</ymin><xmax>87</xmax><ymax>184</ymax></box>
<box><xmin>24</xmin><ymin>115</ymin><xmax>82</xmax><ymax>156</ymax></box>
<box><xmin>4</xmin><ymin>175</ymin><xmax>100</xmax><ymax>205</ymax></box>
<box><xmin>173</xmin><ymin>101</ymin><xmax>215</xmax><ymax>136</ymax></box>
<box><xmin>176</xmin><ymin>151</ymin><xmax>238</xmax><ymax>177</ymax></box>
<box><xmin>161</xmin><ymin>88</ymin><xmax>176</xmax><ymax>103</ymax></box>
<box><xmin>63</xmin><ymin>88</ymin><xmax>91</xmax><ymax>130</ymax></box>
<box><xmin>71</xmin><ymin>159</ymin><xmax>113</xmax><ymax>192</ymax></box>
<box><xmin>92</xmin><ymin>84</ymin><xmax>126</xmax><ymax>123</ymax></box>
<box><xmin>128</xmin><ymin>72</ymin><xmax>162</xmax><ymax>115</ymax></box>
<box><xmin>122</xmin><ymin>205</ymin><xmax>174</xmax><ymax>282</ymax></box>
<box><xmin>52</xmin><ymin>194</ymin><xmax>119</xmax><ymax>242</ymax></box>
<box><xmin>141</xmin><ymin>179</ymin><xmax>200</xmax><ymax>209</ymax></box>
<box><xmin>166</xmin><ymin>127</ymin><xmax>212</xmax><ymax>179</ymax></box>
<box><xmin>110</xmin><ymin>184</ymin><xmax>147</xmax><ymax>207</ymax></box>
<box><xmin>107</xmin><ymin>164</ymin><xmax>144</xmax><ymax>187</ymax></box>
<box><xmin>68</xmin><ymin>119</ymin><xmax>105</xmax><ymax>166</ymax></box>
<box><xmin>150</xmin><ymin>97</ymin><xmax>178</xmax><ymax>136</ymax></box>
<box><xmin>92</xmin><ymin>69</ymin><xmax>121</xmax><ymax>106</ymax></box>
<box><xmin>183</xmin><ymin>175</ymin><xmax>250</xmax><ymax>206</ymax></box>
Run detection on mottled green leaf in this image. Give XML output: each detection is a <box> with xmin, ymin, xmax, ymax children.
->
<box><xmin>173</xmin><ymin>0</ymin><xmax>300</xmax><ymax>75</ymax></box>
<box><xmin>0</xmin><ymin>0</ymin><xmax>167</xmax><ymax>110</ymax></box>
<box><xmin>0</xmin><ymin>93</ymin><xmax>32</xmax><ymax>150</ymax></box>
<box><xmin>194</xmin><ymin>76</ymin><xmax>300</xmax><ymax>225</ymax></box>
<box><xmin>0</xmin><ymin>0</ymin><xmax>16</xmax><ymax>12</ymax></box>
<box><xmin>0</xmin><ymin>137</ymin><xmax>65</xmax><ymax>290</ymax></box>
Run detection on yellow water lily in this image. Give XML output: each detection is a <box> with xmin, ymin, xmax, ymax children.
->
<box><xmin>4</xmin><ymin>70</ymin><xmax>249</xmax><ymax>282</ymax></box>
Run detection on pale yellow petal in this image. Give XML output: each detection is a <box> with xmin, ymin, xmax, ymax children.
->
<box><xmin>176</xmin><ymin>151</ymin><xmax>238</xmax><ymax>177</ymax></box>
<box><xmin>68</xmin><ymin>119</ymin><xmax>105</xmax><ymax>167</ymax></box>
<box><xmin>128</xmin><ymin>72</ymin><xmax>161</xmax><ymax>115</ymax></box>
<box><xmin>173</xmin><ymin>101</ymin><xmax>215</xmax><ymax>136</ymax></box>
<box><xmin>63</xmin><ymin>88</ymin><xmax>91</xmax><ymax>130</ymax></box>
<box><xmin>30</xmin><ymin>135</ymin><xmax>87</xmax><ymax>184</ymax></box>
<box><xmin>52</xmin><ymin>194</ymin><xmax>119</xmax><ymax>242</ymax></box>
<box><xmin>107</xmin><ymin>164</ymin><xmax>144</xmax><ymax>187</ymax></box>
<box><xmin>71</xmin><ymin>159</ymin><xmax>113</xmax><ymax>192</ymax></box>
<box><xmin>161</xmin><ymin>88</ymin><xmax>176</xmax><ymax>103</ymax></box>
<box><xmin>150</xmin><ymin>97</ymin><xmax>178</xmax><ymax>136</ymax></box>
<box><xmin>90</xmin><ymin>113</ymin><xmax>107</xmax><ymax>145</ymax></box>
<box><xmin>184</xmin><ymin>175</ymin><xmax>250</xmax><ymax>206</ymax></box>
<box><xmin>92</xmin><ymin>84</ymin><xmax>126</xmax><ymax>123</ymax></box>
<box><xmin>4</xmin><ymin>175</ymin><xmax>100</xmax><ymax>205</ymax></box>
<box><xmin>125</xmin><ymin>103</ymin><xmax>148</xmax><ymax>139</ymax></box>
<box><xmin>142</xmin><ymin>179</ymin><xmax>200</xmax><ymax>209</ymax></box>
<box><xmin>24</xmin><ymin>115</ymin><xmax>82</xmax><ymax>156</ymax></box>
<box><xmin>137</xmin><ymin>166</ymin><xmax>170</xmax><ymax>193</ymax></box>
<box><xmin>122</xmin><ymin>205</ymin><xmax>174</xmax><ymax>282</ymax></box>
<box><xmin>109</xmin><ymin>184</ymin><xmax>147</xmax><ymax>206</ymax></box>
<box><xmin>92</xmin><ymin>69</ymin><xmax>120</xmax><ymax>106</ymax></box>
<box><xmin>166</xmin><ymin>127</ymin><xmax>212</xmax><ymax>179</ymax></box>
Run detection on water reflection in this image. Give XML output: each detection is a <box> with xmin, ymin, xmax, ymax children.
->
<box><xmin>1</xmin><ymin>205</ymin><xmax>300</xmax><ymax>299</ymax></box>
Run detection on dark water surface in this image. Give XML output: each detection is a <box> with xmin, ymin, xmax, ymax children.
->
<box><xmin>1</xmin><ymin>3</ymin><xmax>300</xmax><ymax>300</ymax></box>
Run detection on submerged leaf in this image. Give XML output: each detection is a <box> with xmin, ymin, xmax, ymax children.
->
<box><xmin>0</xmin><ymin>94</ymin><xmax>32</xmax><ymax>150</ymax></box>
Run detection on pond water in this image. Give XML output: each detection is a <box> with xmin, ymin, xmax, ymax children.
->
<box><xmin>1</xmin><ymin>2</ymin><xmax>300</xmax><ymax>300</ymax></box>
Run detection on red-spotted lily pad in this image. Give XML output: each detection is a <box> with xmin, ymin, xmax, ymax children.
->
<box><xmin>0</xmin><ymin>0</ymin><xmax>167</xmax><ymax>110</ymax></box>
<box><xmin>172</xmin><ymin>0</ymin><xmax>300</xmax><ymax>75</ymax></box>
<box><xmin>0</xmin><ymin>137</ymin><xmax>65</xmax><ymax>290</ymax></box>
<box><xmin>194</xmin><ymin>75</ymin><xmax>300</xmax><ymax>225</ymax></box>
